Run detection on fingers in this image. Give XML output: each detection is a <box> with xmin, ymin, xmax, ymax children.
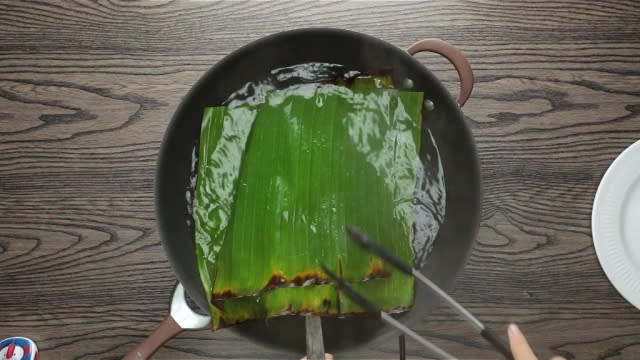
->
<box><xmin>550</xmin><ymin>357</ymin><xmax>567</xmax><ymax>360</ymax></box>
<box><xmin>300</xmin><ymin>354</ymin><xmax>334</xmax><ymax>360</ymax></box>
<box><xmin>508</xmin><ymin>323</ymin><xmax>537</xmax><ymax>360</ymax></box>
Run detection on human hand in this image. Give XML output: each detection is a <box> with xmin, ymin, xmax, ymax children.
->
<box><xmin>300</xmin><ymin>355</ymin><xmax>333</xmax><ymax>360</ymax></box>
<box><xmin>508</xmin><ymin>324</ymin><xmax>566</xmax><ymax>360</ymax></box>
<box><xmin>300</xmin><ymin>324</ymin><xmax>565</xmax><ymax>360</ymax></box>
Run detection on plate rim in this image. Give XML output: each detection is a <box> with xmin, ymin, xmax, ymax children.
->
<box><xmin>592</xmin><ymin>139</ymin><xmax>640</xmax><ymax>310</ymax></box>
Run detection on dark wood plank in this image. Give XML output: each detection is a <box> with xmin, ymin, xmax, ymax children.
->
<box><xmin>1</xmin><ymin>0</ymin><xmax>639</xmax><ymax>359</ymax></box>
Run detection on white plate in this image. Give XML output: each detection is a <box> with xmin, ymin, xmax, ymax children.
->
<box><xmin>593</xmin><ymin>139</ymin><xmax>640</xmax><ymax>310</ymax></box>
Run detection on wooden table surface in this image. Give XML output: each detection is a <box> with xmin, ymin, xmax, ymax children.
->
<box><xmin>2</xmin><ymin>1</ymin><xmax>639</xmax><ymax>359</ymax></box>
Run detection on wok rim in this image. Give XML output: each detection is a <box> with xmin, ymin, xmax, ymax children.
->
<box><xmin>155</xmin><ymin>27</ymin><xmax>481</xmax><ymax>353</ymax></box>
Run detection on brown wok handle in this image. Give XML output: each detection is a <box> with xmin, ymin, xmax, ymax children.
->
<box><xmin>123</xmin><ymin>314</ymin><xmax>183</xmax><ymax>360</ymax></box>
<box><xmin>407</xmin><ymin>39</ymin><xmax>474</xmax><ymax>107</ymax></box>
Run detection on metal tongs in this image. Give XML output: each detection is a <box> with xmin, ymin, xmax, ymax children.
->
<box><xmin>320</xmin><ymin>227</ymin><xmax>514</xmax><ymax>360</ymax></box>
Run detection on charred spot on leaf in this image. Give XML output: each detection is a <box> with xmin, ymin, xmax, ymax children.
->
<box><xmin>263</xmin><ymin>272</ymin><xmax>287</xmax><ymax>291</ymax></box>
<box><xmin>211</xmin><ymin>288</ymin><xmax>237</xmax><ymax>311</ymax></box>
<box><xmin>212</xmin><ymin>288</ymin><xmax>237</xmax><ymax>299</ymax></box>
<box><xmin>365</xmin><ymin>260</ymin><xmax>391</xmax><ymax>280</ymax></box>
<box><xmin>322</xmin><ymin>298</ymin><xmax>331</xmax><ymax>308</ymax></box>
<box><xmin>290</xmin><ymin>270</ymin><xmax>328</xmax><ymax>287</ymax></box>
<box><xmin>211</xmin><ymin>298</ymin><xmax>226</xmax><ymax>311</ymax></box>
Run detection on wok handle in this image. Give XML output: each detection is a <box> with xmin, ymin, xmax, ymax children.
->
<box><xmin>407</xmin><ymin>39</ymin><xmax>474</xmax><ymax>107</ymax></box>
<box><xmin>122</xmin><ymin>314</ymin><xmax>183</xmax><ymax>360</ymax></box>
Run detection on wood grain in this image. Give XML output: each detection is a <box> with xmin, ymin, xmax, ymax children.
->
<box><xmin>1</xmin><ymin>0</ymin><xmax>639</xmax><ymax>359</ymax></box>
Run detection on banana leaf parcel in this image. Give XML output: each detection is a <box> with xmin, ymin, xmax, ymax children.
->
<box><xmin>194</xmin><ymin>78</ymin><xmax>424</xmax><ymax>329</ymax></box>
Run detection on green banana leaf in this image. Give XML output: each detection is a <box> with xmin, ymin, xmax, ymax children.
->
<box><xmin>211</xmin><ymin>267</ymin><xmax>414</xmax><ymax>329</ymax></box>
<box><xmin>194</xmin><ymin>78</ymin><xmax>424</xmax><ymax>330</ymax></box>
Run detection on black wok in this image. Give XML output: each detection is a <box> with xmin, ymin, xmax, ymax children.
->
<box><xmin>130</xmin><ymin>28</ymin><xmax>480</xmax><ymax>358</ymax></box>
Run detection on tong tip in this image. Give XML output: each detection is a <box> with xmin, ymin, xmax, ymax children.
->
<box><xmin>319</xmin><ymin>262</ymin><xmax>380</xmax><ymax>314</ymax></box>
